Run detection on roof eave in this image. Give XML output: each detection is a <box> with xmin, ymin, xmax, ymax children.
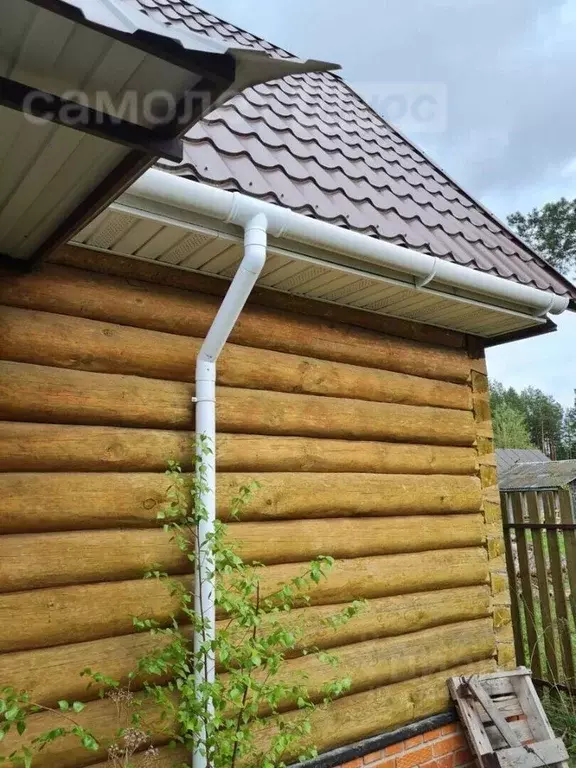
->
<box><xmin>483</xmin><ymin>317</ymin><xmax>558</xmax><ymax>347</ymax></box>
<box><xmin>63</xmin><ymin>171</ymin><xmax>570</xmax><ymax>340</ymax></box>
<box><xmin>1</xmin><ymin>0</ymin><xmax>336</xmax><ymax>267</ymax></box>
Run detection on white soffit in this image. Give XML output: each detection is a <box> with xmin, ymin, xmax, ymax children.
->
<box><xmin>0</xmin><ymin>0</ymin><xmax>200</xmax><ymax>260</ymax></box>
<box><xmin>71</xmin><ymin>203</ymin><xmax>549</xmax><ymax>339</ymax></box>
<box><xmin>0</xmin><ymin>0</ymin><xmax>337</xmax><ymax>262</ymax></box>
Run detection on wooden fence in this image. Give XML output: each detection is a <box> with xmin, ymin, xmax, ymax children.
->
<box><xmin>502</xmin><ymin>488</ymin><xmax>576</xmax><ymax>692</ymax></box>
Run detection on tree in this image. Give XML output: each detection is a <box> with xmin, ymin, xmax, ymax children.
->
<box><xmin>520</xmin><ymin>387</ymin><xmax>564</xmax><ymax>458</ymax></box>
<box><xmin>563</xmin><ymin>392</ymin><xmax>576</xmax><ymax>460</ymax></box>
<box><xmin>489</xmin><ymin>381</ymin><xmax>570</xmax><ymax>457</ymax></box>
<box><xmin>492</xmin><ymin>401</ymin><xmax>534</xmax><ymax>449</ymax></box>
<box><xmin>507</xmin><ymin>197</ymin><xmax>576</xmax><ymax>276</ymax></box>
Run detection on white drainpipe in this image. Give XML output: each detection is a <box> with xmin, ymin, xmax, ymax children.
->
<box><xmin>127</xmin><ymin>169</ymin><xmax>570</xmax><ymax>317</ymax></box>
<box><xmin>193</xmin><ymin>212</ymin><xmax>267</xmax><ymax>768</ymax></box>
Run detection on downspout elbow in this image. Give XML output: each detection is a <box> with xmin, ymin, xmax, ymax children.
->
<box><xmin>196</xmin><ymin>213</ymin><xmax>268</xmax><ymax>369</ymax></box>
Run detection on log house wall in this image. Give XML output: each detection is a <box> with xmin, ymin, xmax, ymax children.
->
<box><xmin>0</xmin><ymin>248</ymin><xmax>511</xmax><ymax>766</ymax></box>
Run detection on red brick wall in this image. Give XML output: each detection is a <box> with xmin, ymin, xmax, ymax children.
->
<box><xmin>337</xmin><ymin>724</ymin><xmax>475</xmax><ymax>768</ymax></box>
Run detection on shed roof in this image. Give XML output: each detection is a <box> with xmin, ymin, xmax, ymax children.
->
<box><xmin>499</xmin><ymin>459</ymin><xmax>576</xmax><ymax>491</ymax></box>
<box><xmin>496</xmin><ymin>448</ymin><xmax>551</xmax><ymax>475</ymax></box>
<box><xmin>135</xmin><ymin>0</ymin><xmax>576</xmax><ymax>307</ymax></box>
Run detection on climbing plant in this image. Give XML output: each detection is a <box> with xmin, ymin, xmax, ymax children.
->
<box><xmin>0</xmin><ymin>445</ymin><xmax>365</xmax><ymax>767</ymax></box>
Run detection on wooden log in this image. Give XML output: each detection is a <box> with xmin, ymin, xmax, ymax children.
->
<box><xmin>218</xmin><ymin>473</ymin><xmax>482</xmax><ymax>521</ymax></box>
<box><xmin>0</xmin><ymin>631</ymin><xmax>176</xmax><ymax>707</ymax></box>
<box><xmin>0</xmin><ymin>690</ymin><xmax>175</xmax><ymax>768</ymax></box>
<box><xmin>0</xmin><ymin>549</ymin><xmax>487</xmax><ymax>653</ymax></box>
<box><xmin>252</xmin><ymin>659</ymin><xmax>496</xmax><ymax>761</ymax></box>
<box><xmin>242</xmin><ymin>584</ymin><xmax>491</xmax><ymax>654</ymax></box>
<box><xmin>0</xmin><ymin>262</ymin><xmax>470</xmax><ymax>380</ymax></box>
<box><xmin>0</xmin><ymin>472</ymin><xmax>482</xmax><ymax>532</ymax></box>
<box><xmin>227</xmin><ymin>515</ymin><xmax>485</xmax><ymax>564</ymax></box>
<box><xmin>0</xmin><ymin>514</ymin><xmax>485</xmax><ymax>591</ymax></box>
<box><xmin>0</xmin><ymin>586</ymin><xmax>491</xmax><ymax>705</ymax></box>
<box><xmin>0</xmin><ymin>530</ymin><xmax>189</xmax><ymax>592</ymax></box>
<box><xmin>0</xmin><ymin>422</ymin><xmax>478</xmax><ymax>475</ymax></box>
<box><xmin>0</xmin><ymin>306</ymin><xmax>472</xmax><ymax>410</ymax></box>
<box><xmin>52</xmin><ymin>246</ymin><xmax>467</xmax><ymax>351</ymax></box>
<box><xmin>0</xmin><ymin>578</ymin><xmax>185</xmax><ymax>653</ymax></box>
<box><xmin>0</xmin><ymin>362</ymin><xmax>476</xmax><ymax>444</ymax></box>
<box><xmin>222</xmin><ymin>618</ymin><xmax>495</xmax><ymax>713</ymax></box>
<box><xmin>0</xmin><ymin>473</ymin><xmax>173</xmax><ymax>532</ymax></box>
<box><xmin>249</xmin><ymin>548</ymin><xmax>488</xmax><ymax>608</ymax></box>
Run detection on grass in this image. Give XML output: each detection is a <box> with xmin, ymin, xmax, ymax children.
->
<box><xmin>541</xmin><ymin>688</ymin><xmax>576</xmax><ymax>766</ymax></box>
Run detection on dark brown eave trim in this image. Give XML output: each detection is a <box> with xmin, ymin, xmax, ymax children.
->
<box><xmin>26</xmin><ymin>0</ymin><xmax>236</xmax><ymax>88</ymax></box>
<box><xmin>291</xmin><ymin>711</ymin><xmax>457</xmax><ymax>768</ymax></box>
<box><xmin>0</xmin><ymin>76</ymin><xmax>183</xmax><ymax>162</ymax></box>
<box><xmin>482</xmin><ymin>317</ymin><xmax>558</xmax><ymax>348</ymax></box>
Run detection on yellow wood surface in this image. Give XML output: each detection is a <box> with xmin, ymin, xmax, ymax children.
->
<box><xmin>0</xmin><ymin>422</ymin><xmax>478</xmax><ymax>474</ymax></box>
<box><xmin>0</xmin><ymin>514</ymin><xmax>484</xmax><ymax>591</ymax></box>
<box><xmin>52</xmin><ymin>246</ymin><xmax>467</xmax><ymax>350</ymax></box>
<box><xmin>0</xmin><ymin>586</ymin><xmax>491</xmax><ymax>706</ymax></box>
<box><xmin>0</xmin><ymin>472</ymin><xmax>482</xmax><ymax>532</ymax></box>
<box><xmin>0</xmin><ymin>261</ymin><xmax>469</xmax><ymax>376</ymax></box>
<box><xmin>252</xmin><ymin>658</ymin><xmax>496</xmax><ymax>762</ymax></box>
<box><xmin>0</xmin><ymin>362</ymin><xmax>476</xmax><ymax>443</ymax></box>
<box><xmin>0</xmin><ymin>547</ymin><xmax>487</xmax><ymax>653</ymax></box>
<box><xmin>221</xmin><ymin>618</ymin><xmax>495</xmax><ymax>712</ymax></box>
<box><xmin>1</xmin><ymin>306</ymin><xmax>471</xmax><ymax>409</ymax></box>
<box><xmin>0</xmin><ymin>258</ymin><xmax>485</xmax><ymax>762</ymax></box>
<box><xmin>1</xmin><ymin>659</ymin><xmax>495</xmax><ymax>768</ymax></box>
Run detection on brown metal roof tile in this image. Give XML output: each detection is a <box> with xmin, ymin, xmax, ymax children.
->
<box><xmin>134</xmin><ymin>0</ymin><xmax>576</xmax><ymax>302</ymax></box>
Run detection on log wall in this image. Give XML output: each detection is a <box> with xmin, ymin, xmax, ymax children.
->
<box><xmin>0</xmin><ymin>250</ymin><xmax>503</xmax><ymax>766</ymax></box>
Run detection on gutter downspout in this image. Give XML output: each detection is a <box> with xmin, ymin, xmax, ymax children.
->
<box><xmin>193</xmin><ymin>212</ymin><xmax>267</xmax><ymax>768</ymax></box>
<box><xmin>126</xmin><ymin>170</ymin><xmax>571</xmax><ymax>318</ymax></box>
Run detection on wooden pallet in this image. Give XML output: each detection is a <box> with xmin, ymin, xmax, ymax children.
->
<box><xmin>448</xmin><ymin>667</ymin><xmax>568</xmax><ymax>768</ymax></box>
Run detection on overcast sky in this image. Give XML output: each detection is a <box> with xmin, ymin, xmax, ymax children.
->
<box><xmin>201</xmin><ymin>0</ymin><xmax>576</xmax><ymax>407</ymax></box>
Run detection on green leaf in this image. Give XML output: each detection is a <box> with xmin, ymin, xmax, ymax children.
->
<box><xmin>5</xmin><ymin>705</ymin><xmax>19</xmax><ymax>722</ymax></box>
<box><xmin>81</xmin><ymin>734</ymin><xmax>99</xmax><ymax>751</ymax></box>
<box><xmin>72</xmin><ymin>702</ymin><xmax>85</xmax><ymax>713</ymax></box>
<box><xmin>57</xmin><ymin>700</ymin><xmax>69</xmax><ymax>711</ymax></box>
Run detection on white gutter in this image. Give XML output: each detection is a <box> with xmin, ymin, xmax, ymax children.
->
<box><xmin>192</xmin><ymin>212</ymin><xmax>267</xmax><ymax>768</ymax></box>
<box><xmin>128</xmin><ymin>169</ymin><xmax>570</xmax><ymax>317</ymax></box>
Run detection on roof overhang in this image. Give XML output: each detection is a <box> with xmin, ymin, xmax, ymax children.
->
<box><xmin>67</xmin><ymin>170</ymin><xmax>571</xmax><ymax>341</ymax></box>
<box><xmin>0</xmin><ymin>0</ymin><xmax>337</xmax><ymax>265</ymax></box>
